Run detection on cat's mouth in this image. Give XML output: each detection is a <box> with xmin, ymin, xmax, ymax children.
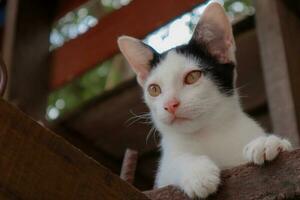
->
<box><xmin>170</xmin><ymin>116</ymin><xmax>190</xmax><ymax>125</ymax></box>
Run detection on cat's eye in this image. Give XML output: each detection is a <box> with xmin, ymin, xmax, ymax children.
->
<box><xmin>184</xmin><ymin>70</ymin><xmax>202</xmax><ymax>85</ymax></box>
<box><xmin>148</xmin><ymin>84</ymin><xmax>161</xmax><ymax>97</ymax></box>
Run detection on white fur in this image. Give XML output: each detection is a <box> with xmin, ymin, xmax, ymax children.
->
<box><xmin>142</xmin><ymin>51</ymin><xmax>292</xmax><ymax>198</ymax></box>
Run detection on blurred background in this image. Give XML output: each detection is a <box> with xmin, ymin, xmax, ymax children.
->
<box><xmin>1</xmin><ymin>0</ymin><xmax>300</xmax><ymax>190</ymax></box>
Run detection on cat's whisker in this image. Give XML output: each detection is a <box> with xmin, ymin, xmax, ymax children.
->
<box><xmin>146</xmin><ymin>127</ymin><xmax>154</xmax><ymax>145</ymax></box>
<box><xmin>146</xmin><ymin>126</ymin><xmax>159</xmax><ymax>145</ymax></box>
<box><xmin>126</xmin><ymin>110</ymin><xmax>152</xmax><ymax>127</ymax></box>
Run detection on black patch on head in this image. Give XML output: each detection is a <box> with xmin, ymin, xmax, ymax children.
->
<box><xmin>175</xmin><ymin>39</ymin><xmax>235</xmax><ymax>95</ymax></box>
<box><xmin>150</xmin><ymin>51</ymin><xmax>164</xmax><ymax>67</ymax></box>
<box><xmin>144</xmin><ymin>39</ymin><xmax>235</xmax><ymax>96</ymax></box>
<box><xmin>142</xmin><ymin>42</ymin><xmax>166</xmax><ymax>68</ymax></box>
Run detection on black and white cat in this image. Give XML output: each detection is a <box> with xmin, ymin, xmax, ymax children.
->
<box><xmin>118</xmin><ymin>1</ymin><xmax>292</xmax><ymax>198</ymax></box>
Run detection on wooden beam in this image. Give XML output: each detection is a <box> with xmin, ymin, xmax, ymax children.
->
<box><xmin>0</xmin><ymin>98</ymin><xmax>149</xmax><ymax>200</ymax></box>
<box><xmin>145</xmin><ymin>149</ymin><xmax>300</xmax><ymax>200</ymax></box>
<box><xmin>50</xmin><ymin>0</ymin><xmax>205</xmax><ymax>89</ymax></box>
<box><xmin>254</xmin><ymin>0</ymin><xmax>300</xmax><ymax>146</ymax></box>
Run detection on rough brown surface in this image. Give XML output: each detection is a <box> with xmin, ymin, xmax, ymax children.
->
<box><xmin>120</xmin><ymin>149</ymin><xmax>138</xmax><ymax>184</ymax></box>
<box><xmin>0</xmin><ymin>98</ymin><xmax>149</xmax><ymax>200</ymax></box>
<box><xmin>144</xmin><ymin>149</ymin><xmax>300</xmax><ymax>200</ymax></box>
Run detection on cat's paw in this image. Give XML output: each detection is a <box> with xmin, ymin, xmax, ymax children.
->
<box><xmin>178</xmin><ymin>159</ymin><xmax>220</xmax><ymax>198</ymax></box>
<box><xmin>243</xmin><ymin>135</ymin><xmax>292</xmax><ymax>165</ymax></box>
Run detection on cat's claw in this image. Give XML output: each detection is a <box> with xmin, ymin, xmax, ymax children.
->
<box><xmin>243</xmin><ymin>135</ymin><xmax>292</xmax><ymax>165</ymax></box>
<box><xmin>178</xmin><ymin>160</ymin><xmax>220</xmax><ymax>198</ymax></box>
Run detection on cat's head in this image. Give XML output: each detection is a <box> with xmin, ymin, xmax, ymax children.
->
<box><xmin>118</xmin><ymin>2</ymin><xmax>238</xmax><ymax>134</ymax></box>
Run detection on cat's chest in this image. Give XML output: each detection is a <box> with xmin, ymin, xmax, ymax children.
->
<box><xmin>193</xmin><ymin>131</ymin><xmax>247</xmax><ymax>168</ymax></box>
<box><xmin>164</xmin><ymin>128</ymin><xmax>250</xmax><ymax>168</ymax></box>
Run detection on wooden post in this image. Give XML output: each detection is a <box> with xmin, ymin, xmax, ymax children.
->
<box><xmin>2</xmin><ymin>0</ymin><xmax>58</xmax><ymax>121</ymax></box>
<box><xmin>254</xmin><ymin>0</ymin><xmax>300</xmax><ymax>146</ymax></box>
<box><xmin>1</xmin><ymin>0</ymin><xmax>18</xmax><ymax>98</ymax></box>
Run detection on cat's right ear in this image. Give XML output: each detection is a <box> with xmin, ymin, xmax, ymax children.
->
<box><xmin>191</xmin><ymin>2</ymin><xmax>236</xmax><ymax>64</ymax></box>
<box><xmin>118</xmin><ymin>36</ymin><xmax>154</xmax><ymax>86</ymax></box>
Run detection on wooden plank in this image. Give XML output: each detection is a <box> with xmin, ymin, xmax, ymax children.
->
<box><xmin>4</xmin><ymin>0</ymin><xmax>57</xmax><ymax>121</ymax></box>
<box><xmin>50</xmin><ymin>0</ymin><xmax>205</xmax><ymax>89</ymax></box>
<box><xmin>144</xmin><ymin>149</ymin><xmax>300</xmax><ymax>200</ymax></box>
<box><xmin>0</xmin><ymin>98</ymin><xmax>149</xmax><ymax>200</ymax></box>
<box><xmin>254</xmin><ymin>0</ymin><xmax>300</xmax><ymax>146</ymax></box>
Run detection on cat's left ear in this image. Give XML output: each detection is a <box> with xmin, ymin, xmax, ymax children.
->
<box><xmin>191</xmin><ymin>2</ymin><xmax>236</xmax><ymax>63</ymax></box>
<box><xmin>118</xmin><ymin>36</ymin><xmax>154</xmax><ymax>86</ymax></box>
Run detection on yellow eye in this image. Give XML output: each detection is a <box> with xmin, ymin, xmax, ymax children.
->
<box><xmin>148</xmin><ymin>84</ymin><xmax>161</xmax><ymax>97</ymax></box>
<box><xmin>184</xmin><ymin>70</ymin><xmax>202</xmax><ymax>85</ymax></box>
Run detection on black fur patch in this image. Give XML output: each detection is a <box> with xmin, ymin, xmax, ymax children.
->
<box><xmin>147</xmin><ymin>39</ymin><xmax>235</xmax><ymax>96</ymax></box>
<box><xmin>142</xmin><ymin>42</ymin><xmax>165</xmax><ymax>68</ymax></box>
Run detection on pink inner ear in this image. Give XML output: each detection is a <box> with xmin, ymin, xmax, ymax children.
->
<box><xmin>193</xmin><ymin>2</ymin><xmax>235</xmax><ymax>63</ymax></box>
<box><xmin>118</xmin><ymin>36</ymin><xmax>154</xmax><ymax>85</ymax></box>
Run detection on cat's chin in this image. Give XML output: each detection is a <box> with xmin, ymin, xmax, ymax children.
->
<box><xmin>159</xmin><ymin>117</ymin><xmax>195</xmax><ymax>129</ymax></box>
<box><xmin>161</xmin><ymin>115</ymin><xmax>191</xmax><ymax>126</ymax></box>
<box><xmin>154</xmin><ymin>115</ymin><xmax>206</xmax><ymax>135</ymax></box>
<box><xmin>170</xmin><ymin>117</ymin><xmax>190</xmax><ymax>125</ymax></box>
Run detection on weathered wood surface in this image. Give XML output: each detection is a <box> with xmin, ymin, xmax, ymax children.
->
<box><xmin>120</xmin><ymin>149</ymin><xmax>138</xmax><ymax>184</ymax></box>
<box><xmin>145</xmin><ymin>149</ymin><xmax>300</xmax><ymax>200</ymax></box>
<box><xmin>50</xmin><ymin>0</ymin><xmax>205</xmax><ymax>89</ymax></box>
<box><xmin>0</xmin><ymin>98</ymin><xmax>149</xmax><ymax>200</ymax></box>
<box><xmin>254</xmin><ymin>0</ymin><xmax>300</xmax><ymax>146</ymax></box>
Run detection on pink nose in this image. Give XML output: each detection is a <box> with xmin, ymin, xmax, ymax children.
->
<box><xmin>164</xmin><ymin>99</ymin><xmax>180</xmax><ymax>114</ymax></box>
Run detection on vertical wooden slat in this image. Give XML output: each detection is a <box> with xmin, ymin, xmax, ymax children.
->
<box><xmin>254</xmin><ymin>0</ymin><xmax>300</xmax><ymax>146</ymax></box>
<box><xmin>4</xmin><ymin>0</ymin><xmax>58</xmax><ymax>120</ymax></box>
<box><xmin>2</xmin><ymin>0</ymin><xmax>18</xmax><ymax>98</ymax></box>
